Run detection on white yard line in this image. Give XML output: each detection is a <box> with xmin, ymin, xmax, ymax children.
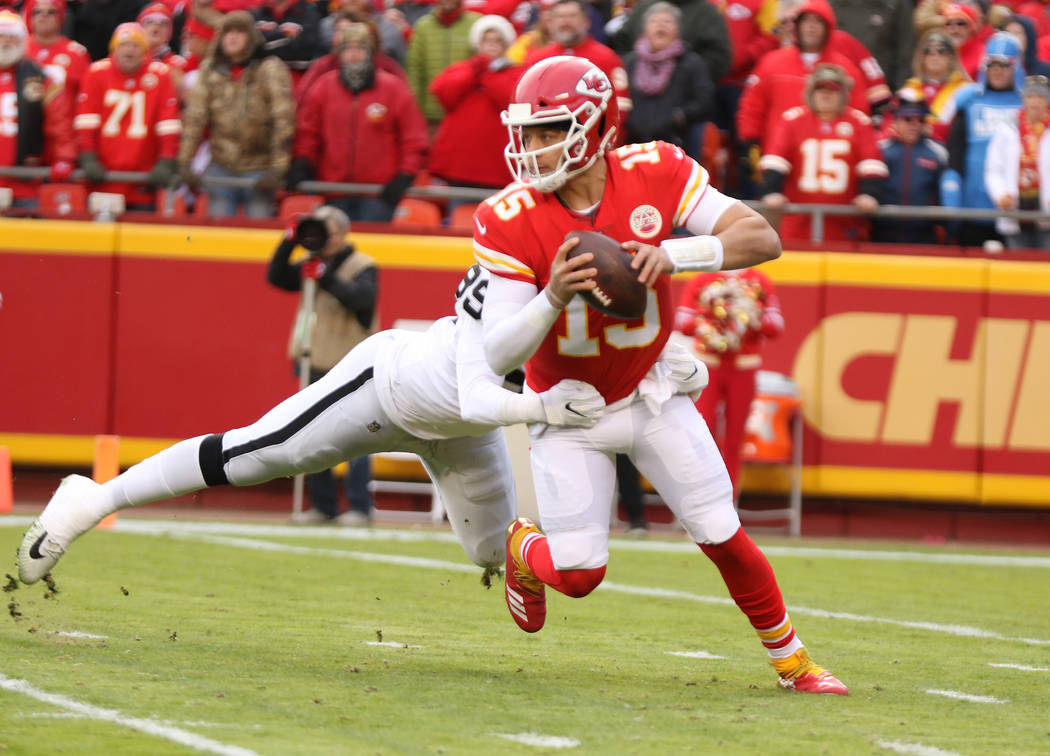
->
<box><xmin>494</xmin><ymin>733</ymin><xmax>581</xmax><ymax>748</ymax></box>
<box><xmin>54</xmin><ymin>631</ymin><xmax>107</xmax><ymax>639</ymax></box>
<box><xmin>925</xmin><ymin>689</ymin><xmax>1009</xmax><ymax>704</ymax></box>
<box><xmin>365</xmin><ymin>641</ymin><xmax>423</xmax><ymax>648</ymax></box>
<box><xmin>665</xmin><ymin>651</ymin><xmax>726</xmax><ymax>659</ymax></box>
<box><xmin>875</xmin><ymin>739</ymin><xmax>967</xmax><ymax>756</ymax></box>
<box><xmin>988</xmin><ymin>663</ymin><xmax>1049</xmax><ymax>672</ymax></box>
<box><xmin>0</xmin><ymin>674</ymin><xmax>259</xmax><ymax>756</ymax></box>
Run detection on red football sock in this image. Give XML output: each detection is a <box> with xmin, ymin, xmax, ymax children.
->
<box><xmin>699</xmin><ymin>527</ymin><xmax>787</xmax><ymax>630</ymax></box>
<box><xmin>523</xmin><ymin>534</ymin><xmax>607</xmax><ymax>598</ymax></box>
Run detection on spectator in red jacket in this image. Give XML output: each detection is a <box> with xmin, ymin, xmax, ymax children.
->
<box><xmin>289</xmin><ymin>22</ymin><xmax>428</xmax><ymax>222</ymax></box>
<box><xmin>23</xmin><ymin>0</ymin><xmax>90</xmax><ymax>105</ymax></box>
<box><xmin>942</xmin><ymin>3</ymin><xmax>988</xmax><ymax>79</ymax></box>
<box><xmin>736</xmin><ymin>0</ymin><xmax>871</xmax><ymax>190</ymax></box>
<box><xmin>428</xmin><ymin>14</ymin><xmax>521</xmax><ymax>190</ymax></box>
<box><xmin>525</xmin><ymin>0</ymin><xmax>631</xmax><ymax>117</ymax></box>
<box><xmin>138</xmin><ymin>2</ymin><xmax>187</xmax><ymax>91</ymax></box>
<box><xmin>674</xmin><ymin>268</ymin><xmax>784</xmax><ymax>500</ymax></box>
<box><xmin>0</xmin><ymin>9</ymin><xmax>75</xmax><ymax>207</ymax></box>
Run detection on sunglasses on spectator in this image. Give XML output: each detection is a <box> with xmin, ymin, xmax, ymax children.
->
<box><xmin>924</xmin><ymin>46</ymin><xmax>950</xmax><ymax>55</ymax></box>
<box><xmin>987</xmin><ymin>60</ymin><xmax>1013</xmax><ymax>69</ymax></box>
<box><xmin>944</xmin><ymin>19</ymin><xmax>970</xmax><ymax>27</ymax></box>
<box><xmin>898</xmin><ymin>115</ymin><xmax>924</xmax><ymax>123</ymax></box>
<box><xmin>32</xmin><ymin>7</ymin><xmax>58</xmax><ymax>14</ymax></box>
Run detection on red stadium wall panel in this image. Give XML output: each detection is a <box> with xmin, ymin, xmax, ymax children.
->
<box><xmin>1</xmin><ymin>219</ymin><xmax>1048</xmax><ymax>507</ymax></box>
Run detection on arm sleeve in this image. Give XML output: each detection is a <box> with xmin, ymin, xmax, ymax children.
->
<box><xmin>456</xmin><ymin>315</ymin><xmax>545</xmax><ymax>426</ymax></box>
<box><xmin>481</xmin><ymin>273</ymin><xmax>563</xmax><ymax>377</ymax></box>
<box><xmin>947</xmin><ymin>110</ymin><xmax>968</xmax><ymax>176</ymax></box>
<box><xmin>266</xmin><ymin>238</ymin><xmax>302</xmax><ymax>291</ymax></box>
<box><xmin>72</xmin><ymin>72</ymin><xmax>100</xmax><ymax>153</ymax></box>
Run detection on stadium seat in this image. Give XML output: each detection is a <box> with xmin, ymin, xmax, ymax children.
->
<box><xmin>38</xmin><ymin>183</ymin><xmax>87</xmax><ymax>216</ymax></box>
<box><xmin>447</xmin><ymin>202</ymin><xmax>479</xmax><ymax>231</ymax></box>
<box><xmin>278</xmin><ymin>194</ymin><xmax>324</xmax><ymax>222</ymax></box>
<box><xmin>392</xmin><ymin>198</ymin><xmax>442</xmax><ymax>227</ymax></box>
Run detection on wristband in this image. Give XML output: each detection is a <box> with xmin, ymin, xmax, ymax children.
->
<box><xmin>661</xmin><ymin>235</ymin><xmax>724</xmax><ymax>273</ymax></box>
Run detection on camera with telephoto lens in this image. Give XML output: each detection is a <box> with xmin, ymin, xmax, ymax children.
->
<box><xmin>295</xmin><ymin>216</ymin><xmax>329</xmax><ymax>252</ymax></box>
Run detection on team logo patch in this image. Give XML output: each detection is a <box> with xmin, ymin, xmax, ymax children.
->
<box><xmin>630</xmin><ymin>204</ymin><xmax>662</xmax><ymax>238</ymax></box>
<box><xmin>366</xmin><ymin>103</ymin><xmax>387</xmax><ymax>121</ymax></box>
<box><xmin>835</xmin><ymin>122</ymin><xmax>853</xmax><ymax>137</ymax></box>
<box><xmin>22</xmin><ymin>78</ymin><xmax>44</xmax><ymax>102</ymax></box>
<box><xmin>576</xmin><ymin>66</ymin><xmax>610</xmax><ymax>99</ymax></box>
<box><xmin>142</xmin><ymin>73</ymin><xmax>158</xmax><ymax>89</ymax></box>
<box><xmin>367</xmin><ymin>421</ymin><xmax>382</xmax><ymax>433</ymax></box>
<box><xmin>55</xmin><ymin>53</ymin><xmax>70</xmax><ymax>67</ymax></box>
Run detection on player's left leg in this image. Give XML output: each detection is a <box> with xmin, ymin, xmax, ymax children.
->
<box><xmin>632</xmin><ymin>395</ymin><xmax>847</xmax><ymax>695</ymax></box>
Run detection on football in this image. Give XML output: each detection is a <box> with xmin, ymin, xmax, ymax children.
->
<box><xmin>564</xmin><ymin>230</ymin><xmax>648</xmax><ymax>319</ymax></box>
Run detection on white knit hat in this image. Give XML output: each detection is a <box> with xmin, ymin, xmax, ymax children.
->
<box><xmin>469</xmin><ymin>14</ymin><xmax>516</xmax><ymax>51</ymax></box>
<box><xmin>0</xmin><ymin>10</ymin><xmax>27</xmax><ymax>40</ymax></box>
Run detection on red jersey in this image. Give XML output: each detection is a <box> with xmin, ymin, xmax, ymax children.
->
<box><xmin>25</xmin><ymin>37</ymin><xmax>89</xmax><ymax>104</ymax></box>
<box><xmin>525</xmin><ymin>38</ymin><xmax>632</xmax><ymax>117</ymax></box>
<box><xmin>0</xmin><ymin>63</ymin><xmax>75</xmax><ymax>199</ymax></box>
<box><xmin>74</xmin><ymin>58</ymin><xmax>180</xmax><ymax>206</ymax></box>
<box><xmin>760</xmin><ymin>105</ymin><xmax>887</xmax><ymax>241</ymax></box>
<box><xmin>710</xmin><ymin>0</ymin><xmax>779</xmax><ymax>84</ymax></box>
<box><xmin>473</xmin><ymin>141</ymin><xmax>724</xmax><ymax>402</ymax></box>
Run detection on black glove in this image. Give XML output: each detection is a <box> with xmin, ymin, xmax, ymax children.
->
<box><xmin>146</xmin><ymin>158</ymin><xmax>177</xmax><ymax>187</ymax></box>
<box><xmin>253</xmin><ymin>168</ymin><xmax>284</xmax><ymax>193</ymax></box>
<box><xmin>179</xmin><ymin>163</ymin><xmax>202</xmax><ymax>193</ymax></box>
<box><xmin>286</xmin><ymin>158</ymin><xmax>314</xmax><ymax>190</ymax></box>
<box><xmin>79</xmin><ymin>151</ymin><xmax>105</xmax><ymax>183</ymax></box>
<box><xmin>380</xmin><ymin>172</ymin><xmax>414</xmax><ymax>207</ymax></box>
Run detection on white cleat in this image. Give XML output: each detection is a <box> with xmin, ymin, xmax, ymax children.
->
<box><xmin>17</xmin><ymin>475</ymin><xmax>106</xmax><ymax>584</ymax></box>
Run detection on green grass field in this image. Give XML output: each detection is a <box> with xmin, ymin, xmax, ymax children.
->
<box><xmin>1</xmin><ymin>516</ymin><xmax>1048</xmax><ymax>755</ymax></box>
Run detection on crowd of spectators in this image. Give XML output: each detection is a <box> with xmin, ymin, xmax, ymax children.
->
<box><xmin>2</xmin><ymin>0</ymin><xmax>1050</xmax><ymax>247</ymax></box>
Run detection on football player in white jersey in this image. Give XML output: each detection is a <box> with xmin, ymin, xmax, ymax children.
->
<box><xmin>19</xmin><ymin>265</ymin><xmax>652</xmax><ymax>584</ymax></box>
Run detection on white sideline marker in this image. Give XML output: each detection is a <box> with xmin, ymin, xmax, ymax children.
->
<box><xmin>365</xmin><ymin>641</ymin><xmax>423</xmax><ymax>649</ymax></box>
<box><xmin>666</xmin><ymin>651</ymin><xmax>726</xmax><ymax>660</ymax></box>
<box><xmin>494</xmin><ymin>733</ymin><xmax>581</xmax><ymax>749</ymax></box>
<box><xmin>988</xmin><ymin>662</ymin><xmax>1049</xmax><ymax>672</ymax></box>
<box><xmin>55</xmin><ymin>631</ymin><xmax>108</xmax><ymax>639</ymax></box>
<box><xmin>925</xmin><ymin>689</ymin><xmax>1008</xmax><ymax>704</ymax></box>
<box><xmin>0</xmin><ymin>674</ymin><xmax>260</xmax><ymax>756</ymax></box>
<box><xmin>875</xmin><ymin>738</ymin><xmax>966</xmax><ymax>756</ymax></box>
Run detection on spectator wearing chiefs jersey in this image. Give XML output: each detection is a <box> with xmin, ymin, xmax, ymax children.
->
<box><xmin>873</xmin><ymin>95</ymin><xmax>947</xmax><ymax>244</ymax></box>
<box><xmin>759</xmin><ymin>63</ymin><xmax>888</xmax><ymax>242</ymax></box>
<box><xmin>178</xmin><ymin>11</ymin><xmax>294</xmax><ymax>218</ymax></box>
<box><xmin>252</xmin><ymin>0</ymin><xmax>323</xmax><ymax>83</ymax></box>
<box><xmin>428</xmin><ymin>14</ymin><xmax>521</xmax><ymax>191</ymax></box>
<box><xmin>610</xmin><ymin>0</ymin><xmax>731</xmax><ymax>86</ymax></box>
<box><xmin>66</xmin><ymin>0</ymin><xmax>151</xmax><ymax>61</ymax></box>
<box><xmin>621</xmin><ymin>1</ymin><xmax>711</xmax><ymax>153</ymax></box>
<box><xmin>289</xmin><ymin>22</ymin><xmax>428</xmax><ymax>222</ymax></box>
<box><xmin>674</xmin><ymin>268</ymin><xmax>784</xmax><ymax>500</ymax></box>
<box><xmin>736</xmin><ymin>0</ymin><xmax>873</xmax><ymax>186</ymax></box>
<box><xmin>137</xmin><ymin>3</ymin><xmax>187</xmax><ymax>90</ymax></box>
<box><xmin>526</xmin><ymin>0</ymin><xmax>632</xmax><ymax>117</ymax></box>
<box><xmin>0</xmin><ymin>10</ymin><xmax>75</xmax><ymax>207</ymax></box>
<box><xmin>74</xmin><ymin>23</ymin><xmax>180</xmax><ymax>209</ymax></box>
<box><xmin>23</xmin><ymin>0</ymin><xmax>90</xmax><ymax>105</ymax></box>
<box><xmin>406</xmin><ymin>0</ymin><xmax>481</xmax><ymax>130</ymax></box>
<box><xmin>898</xmin><ymin>30</ymin><xmax>972</xmax><ymax>145</ymax></box>
<box><xmin>940</xmin><ymin>3</ymin><xmax>989</xmax><ymax>80</ymax></box>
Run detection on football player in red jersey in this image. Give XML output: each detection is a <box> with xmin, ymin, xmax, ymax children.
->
<box><xmin>73</xmin><ymin>23</ymin><xmax>180</xmax><ymax>209</ymax></box>
<box><xmin>759</xmin><ymin>63</ymin><xmax>888</xmax><ymax>242</ymax></box>
<box><xmin>474</xmin><ymin>55</ymin><xmax>848</xmax><ymax>695</ymax></box>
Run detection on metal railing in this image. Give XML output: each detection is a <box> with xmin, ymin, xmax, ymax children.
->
<box><xmin>3</xmin><ymin>165</ymin><xmax>1047</xmax><ymax>241</ymax></box>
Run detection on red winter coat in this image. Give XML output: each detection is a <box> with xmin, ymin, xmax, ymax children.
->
<box><xmin>525</xmin><ymin>37</ymin><xmax>632</xmax><ymax>115</ymax></box>
<box><xmin>294</xmin><ymin>51</ymin><xmax>407</xmax><ymax>108</ymax></box>
<box><xmin>428</xmin><ymin>54</ymin><xmax>521</xmax><ymax>187</ymax></box>
<box><xmin>713</xmin><ymin>0</ymin><xmax>779</xmax><ymax>85</ymax></box>
<box><xmin>294</xmin><ymin>68</ymin><xmax>428</xmax><ymax>185</ymax></box>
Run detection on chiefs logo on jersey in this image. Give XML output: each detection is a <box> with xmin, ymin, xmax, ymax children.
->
<box><xmin>576</xmin><ymin>67</ymin><xmax>610</xmax><ymax>99</ymax></box>
<box><xmin>629</xmin><ymin>204</ymin><xmax>662</xmax><ymax>239</ymax></box>
<box><xmin>835</xmin><ymin>122</ymin><xmax>853</xmax><ymax>138</ymax></box>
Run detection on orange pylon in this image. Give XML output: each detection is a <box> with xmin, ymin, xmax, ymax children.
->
<box><xmin>93</xmin><ymin>435</ymin><xmax>119</xmax><ymax>529</ymax></box>
<box><xmin>0</xmin><ymin>446</ymin><xmax>12</xmax><ymax>514</ymax></box>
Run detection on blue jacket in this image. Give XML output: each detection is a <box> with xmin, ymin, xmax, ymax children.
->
<box><xmin>876</xmin><ymin>136</ymin><xmax>947</xmax><ymax>243</ymax></box>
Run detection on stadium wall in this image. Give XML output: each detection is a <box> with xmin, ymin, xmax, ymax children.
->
<box><xmin>1</xmin><ymin>218</ymin><xmax>1048</xmax><ymax>509</ymax></box>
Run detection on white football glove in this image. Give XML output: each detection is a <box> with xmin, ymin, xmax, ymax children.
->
<box><xmin>539</xmin><ymin>379</ymin><xmax>606</xmax><ymax>427</ymax></box>
<box><xmin>660</xmin><ymin>341</ymin><xmax>709</xmax><ymax>402</ymax></box>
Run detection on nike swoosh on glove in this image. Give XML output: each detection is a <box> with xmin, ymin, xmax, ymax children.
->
<box><xmin>539</xmin><ymin>379</ymin><xmax>606</xmax><ymax>428</ymax></box>
<box><xmin>659</xmin><ymin>341</ymin><xmax>709</xmax><ymax>402</ymax></box>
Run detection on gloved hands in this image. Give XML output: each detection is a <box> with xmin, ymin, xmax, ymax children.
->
<box><xmin>285</xmin><ymin>158</ymin><xmax>313</xmax><ymax>190</ymax></box>
<box><xmin>179</xmin><ymin>163</ymin><xmax>202</xmax><ymax>193</ymax></box>
<box><xmin>659</xmin><ymin>340</ymin><xmax>709</xmax><ymax>402</ymax></box>
<box><xmin>79</xmin><ymin>152</ymin><xmax>105</xmax><ymax>183</ymax></box>
<box><xmin>254</xmin><ymin>168</ymin><xmax>284</xmax><ymax>193</ymax></box>
<box><xmin>539</xmin><ymin>379</ymin><xmax>606</xmax><ymax>428</ymax></box>
<box><xmin>301</xmin><ymin>257</ymin><xmax>327</xmax><ymax>280</ymax></box>
<box><xmin>284</xmin><ymin>211</ymin><xmax>304</xmax><ymax>241</ymax></box>
<box><xmin>380</xmin><ymin>172</ymin><xmax>414</xmax><ymax>207</ymax></box>
<box><xmin>50</xmin><ymin>160</ymin><xmax>74</xmax><ymax>182</ymax></box>
<box><xmin>147</xmin><ymin>158</ymin><xmax>177</xmax><ymax>187</ymax></box>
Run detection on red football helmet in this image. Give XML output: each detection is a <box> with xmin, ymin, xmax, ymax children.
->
<box><xmin>501</xmin><ymin>55</ymin><xmax>620</xmax><ymax>192</ymax></box>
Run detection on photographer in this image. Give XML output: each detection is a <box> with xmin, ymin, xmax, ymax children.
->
<box><xmin>267</xmin><ymin>206</ymin><xmax>379</xmax><ymax>525</ymax></box>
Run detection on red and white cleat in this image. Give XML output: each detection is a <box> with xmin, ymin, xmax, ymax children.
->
<box><xmin>774</xmin><ymin>649</ymin><xmax>849</xmax><ymax>695</ymax></box>
<box><xmin>505</xmin><ymin>518</ymin><xmax>546</xmax><ymax>633</ymax></box>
